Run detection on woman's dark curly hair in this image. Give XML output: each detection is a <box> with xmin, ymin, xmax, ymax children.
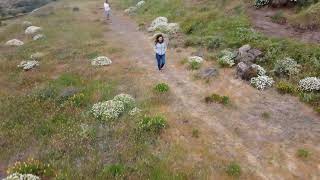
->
<box><xmin>155</xmin><ymin>34</ymin><xmax>164</xmax><ymax>44</ymax></box>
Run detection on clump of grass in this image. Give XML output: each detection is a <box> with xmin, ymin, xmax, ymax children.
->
<box><xmin>154</xmin><ymin>83</ymin><xmax>170</xmax><ymax>93</ymax></box>
<box><xmin>205</xmin><ymin>93</ymin><xmax>230</xmax><ymax>105</ymax></box>
<box><xmin>289</xmin><ymin>2</ymin><xmax>320</xmax><ymax>29</ymax></box>
<box><xmin>261</xmin><ymin>112</ymin><xmax>271</xmax><ymax>119</ymax></box>
<box><xmin>189</xmin><ymin>61</ymin><xmax>201</xmax><ymax>70</ymax></box>
<box><xmin>138</xmin><ymin>115</ymin><xmax>167</xmax><ymax>134</ymax></box>
<box><xmin>226</xmin><ymin>162</ymin><xmax>241</xmax><ymax>177</ymax></box>
<box><xmin>276</xmin><ymin>81</ymin><xmax>297</xmax><ymax>95</ymax></box>
<box><xmin>297</xmin><ymin>149</ymin><xmax>310</xmax><ymax>159</ymax></box>
<box><xmin>192</xmin><ymin>128</ymin><xmax>200</xmax><ymax>138</ymax></box>
<box><xmin>101</xmin><ymin>164</ymin><xmax>125</xmax><ymax>178</ymax></box>
<box><xmin>271</xmin><ymin>11</ymin><xmax>286</xmax><ymax>24</ymax></box>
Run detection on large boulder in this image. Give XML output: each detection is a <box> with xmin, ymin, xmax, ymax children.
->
<box><xmin>25</xmin><ymin>26</ymin><xmax>42</xmax><ymax>35</ymax></box>
<box><xmin>147</xmin><ymin>17</ymin><xmax>168</xmax><ymax>32</ymax></box>
<box><xmin>91</xmin><ymin>56</ymin><xmax>112</xmax><ymax>66</ymax></box>
<box><xmin>17</xmin><ymin>60</ymin><xmax>39</xmax><ymax>70</ymax></box>
<box><xmin>236</xmin><ymin>62</ymin><xmax>259</xmax><ymax>80</ymax></box>
<box><xmin>5</xmin><ymin>39</ymin><xmax>24</xmax><ymax>46</ymax></box>
<box><xmin>235</xmin><ymin>44</ymin><xmax>263</xmax><ymax>64</ymax></box>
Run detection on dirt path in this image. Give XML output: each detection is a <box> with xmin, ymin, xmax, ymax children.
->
<box><xmin>247</xmin><ymin>7</ymin><xmax>320</xmax><ymax>44</ymax></box>
<box><xmin>102</xmin><ymin>9</ymin><xmax>320</xmax><ymax>179</ymax></box>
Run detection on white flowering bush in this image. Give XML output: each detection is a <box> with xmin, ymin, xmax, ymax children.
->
<box><xmin>274</xmin><ymin>57</ymin><xmax>301</xmax><ymax>77</ymax></box>
<box><xmin>129</xmin><ymin>107</ymin><xmax>142</xmax><ymax>116</ymax></box>
<box><xmin>91</xmin><ymin>100</ymin><xmax>125</xmax><ymax>121</ymax></box>
<box><xmin>218</xmin><ymin>50</ymin><xmax>236</xmax><ymax>67</ymax></box>
<box><xmin>3</xmin><ymin>173</ymin><xmax>40</xmax><ymax>180</ymax></box>
<box><xmin>299</xmin><ymin>77</ymin><xmax>320</xmax><ymax>92</ymax></box>
<box><xmin>255</xmin><ymin>0</ymin><xmax>270</xmax><ymax>7</ymax></box>
<box><xmin>251</xmin><ymin>64</ymin><xmax>266</xmax><ymax>76</ymax></box>
<box><xmin>250</xmin><ymin>75</ymin><xmax>274</xmax><ymax>90</ymax></box>
<box><xmin>113</xmin><ymin>93</ymin><xmax>135</xmax><ymax>109</ymax></box>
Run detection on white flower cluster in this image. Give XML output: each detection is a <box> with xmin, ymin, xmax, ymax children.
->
<box><xmin>3</xmin><ymin>173</ymin><xmax>40</xmax><ymax>180</ymax></box>
<box><xmin>255</xmin><ymin>0</ymin><xmax>270</xmax><ymax>7</ymax></box>
<box><xmin>250</xmin><ymin>75</ymin><xmax>274</xmax><ymax>90</ymax></box>
<box><xmin>91</xmin><ymin>94</ymin><xmax>136</xmax><ymax>121</ymax></box>
<box><xmin>129</xmin><ymin>107</ymin><xmax>142</xmax><ymax>116</ymax></box>
<box><xmin>188</xmin><ymin>56</ymin><xmax>204</xmax><ymax>64</ymax></box>
<box><xmin>113</xmin><ymin>93</ymin><xmax>135</xmax><ymax>108</ymax></box>
<box><xmin>251</xmin><ymin>64</ymin><xmax>266</xmax><ymax>76</ymax></box>
<box><xmin>91</xmin><ymin>100</ymin><xmax>125</xmax><ymax>121</ymax></box>
<box><xmin>218</xmin><ymin>50</ymin><xmax>236</xmax><ymax>67</ymax></box>
<box><xmin>274</xmin><ymin>57</ymin><xmax>300</xmax><ymax>76</ymax></box>
<box><xmin>299</xmin><ymin>77</ymin><xmax>320</xmax><ymax>92</ymax></box>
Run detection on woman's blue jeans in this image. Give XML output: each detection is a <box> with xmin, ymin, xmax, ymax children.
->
<box><xmin>156</xmin><ymin>53</ymin><xmax>166</xmax><ymax>70</ymax></box>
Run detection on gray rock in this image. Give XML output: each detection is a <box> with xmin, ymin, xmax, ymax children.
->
<box><xmin>58</xmin><ymin>87</ymin><xmax>80</xmax><ymax>102</ymax></box>
<box><xmin>248</xmin><ymin>49</ymin><xmax>263</xmax><ymax>58</ymax></box>
<box><xmin>236</xmin><ymin>62</ymin><xmax>259</xmax><ymax>80</ymax></box>
<box><xmin>199</xmin><ymin>68</ymin><xmax>218</xmax><ymax>79</ymax></box>
<box><xmin>236</xmin><ymin>45</ymin><xmax>263</xmax><ymax>64</ymax></box>
<box><xmin>239</xmin><ymin>44</ymin><xmax>251</xmax><ymax>55</ymax></box>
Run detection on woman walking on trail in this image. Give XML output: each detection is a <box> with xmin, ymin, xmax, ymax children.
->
<box><xmin>154</xmin><ymin>34</ymin><xmax>167</xmax><ymax>71</ymax></box>
<box><xmin>104</xmin><ymin>0</ymin><xmax>111</xmax><ymax>20</ymax></box>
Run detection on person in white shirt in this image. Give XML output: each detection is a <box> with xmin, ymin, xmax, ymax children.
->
<box><xmin>154</xmin><ymin>34</ymin><xmax>167</xmax><ymax>71</ymax></box>
<box><xmin>104</xmin><ymin>0</ymin><xmax>111</xmax><ymax>20</ymax></box>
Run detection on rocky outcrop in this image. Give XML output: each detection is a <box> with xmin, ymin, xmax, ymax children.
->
<box><xmin>5</xmin><ymin>39</ymin><xmax>24</xmax><ymax>46</ymax></box>
<box><xmin>235</xmin><ymin>44</ymin><xmax>263</xmax><ymax>64</ymax></box>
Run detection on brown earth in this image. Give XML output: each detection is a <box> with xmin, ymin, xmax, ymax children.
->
<box><xmin>247</xmin><ymin>7</ymin><xmax>320</xmax><ymax>44</ymax></box>
<box><xmin>101</xmin><ymin>6</ymin><xmax>320</xmax><ymax>178</ymax></box>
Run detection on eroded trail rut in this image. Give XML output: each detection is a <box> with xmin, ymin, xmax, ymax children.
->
<box><xmin>104</xmin><ymin>11</ymin><xmax>320</xmax><ymax>179</ymax></box>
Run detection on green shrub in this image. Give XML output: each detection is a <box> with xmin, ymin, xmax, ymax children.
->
<box><xmin>154</xmin><ymin>83</ymin><xmax>170</xmax><ymax>93</ymax></box>
<box><xmin>299</xmin><ymin>92</ymin><xmax>320</xmax><ymax>104</ymax></box>
<box><xmin>226</xmin><ymin>163</ymin><xmax>241</xmax><ymax>177</ymax></box>
<box><xmin>101</xmin><ymin>164</ymin><xmax>125</xmax><ymax>178</ymax></box>
<box><xmin>297</xmin><ymin>149</ymin><xmax>310</xmax><ymax>158</ymax></box>
<box><xmin>184</xmin><ymin>36</ymin><xmax>202</xmax><ymax>47</ymax></box>
<box><xmin>189</xmin><ymin>61</ymin><xmax>201</xmax><ymax>70</ymax></box>
<box><xmin>7</xmin><ymin>158</ymin><xmax>54</xmax><ymax>177</ymax></box>
<box><xmin>204</xmin><ymin>36</ymin><xmax>224</xmax><ymax>49</ymax></box>
<box><xmin>276</xmin><ymin>81</ymin><xmax>296</xmax><ymax>94</ymax></box>
<box><xmin>138</xmin><ymin>115</ymin><xmax>167</xmax><ymax>133</ymax></box>
<box><xmin>205</xmin><ymin>93</ymin><xmax>230</xmax><ymax>105</ymax></box>
<box><xmin>192</xmin><ymin>128</ymin><xmax>199</xmax><ymax>138</ymax></box>
<box><xmin>261</xmin><ymin>112</ymin><xmax>271</xmax><ymax>119</ymax></box>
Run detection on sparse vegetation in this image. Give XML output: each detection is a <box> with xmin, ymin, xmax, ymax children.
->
<box><xmin>189</xmin><ymin>61</ymin><xmax>201</xmax><ymax>70</ymax></box>
<box><xmin>297</xmin><ymin>149</ymin><xmax>310</xmax><ymax>158</ymax></box>
<box><xmin>261</xmin><ymin>112</ymin><xmax>271</xmax><ymax>119</ymax></box>
<box><xmin>154</xmin><ymin>83</ymin><xmax>170</xmax><ymax>93</ymax></box>
<box><xmin>192</xmin><ymin>128</ymin><xmax>199</xmax><ymax>138</ymax></box>
<box><xmin>138</xmin><ymin>115</ymin><xmax>167</xmax><ymax>134</ymax></box>
<box><xmin>226</xmin><ymin>163</ymin><xmax>241</xmax><ymax>177</ymax></box>
<box><xmin>276</xmin><ymin>81</ymin><xmax>297</xmax><ymax>94</ymax></box>
<box><xmin>205</xmin><ymin>93</ymin><xmax>230</xmax><ymax>105</ymax></box>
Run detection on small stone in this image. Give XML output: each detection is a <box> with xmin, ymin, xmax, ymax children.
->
<box><xmin>5</xmin><ymin>39</ymin><xmax>24</xmax><ymax>46</ymax></box>
<box><xmin>25</xmin><ymin>26</ymin><xmax>42</xmax><ymax>35</ymax></box>
<box><xmin>91</xmin><ymin>56</ymin><xmax>112</xmax><ymax>66</ymax></box>
<box><xmin>199</xmin><ymin>68</ymin><xmax>219</xmax><ymax>79</ymax></box>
